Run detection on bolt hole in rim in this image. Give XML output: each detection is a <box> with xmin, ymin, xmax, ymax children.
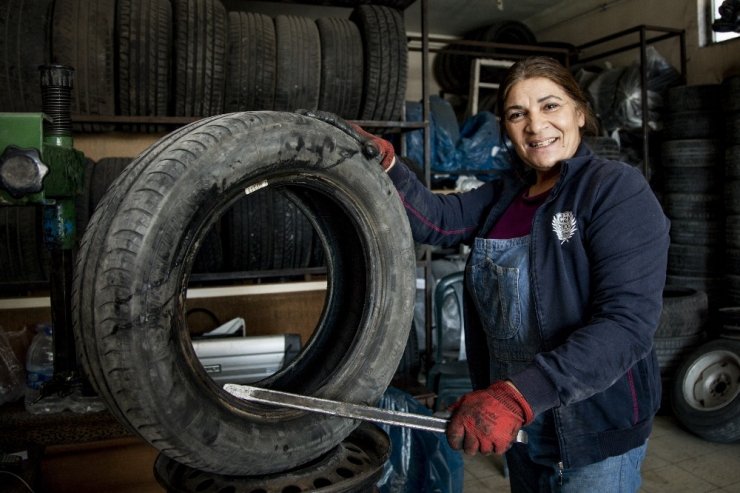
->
<box><xmin>681</xmin><ymin>349</ymin><xmax>740</xmax><ymax>411</ymax></box>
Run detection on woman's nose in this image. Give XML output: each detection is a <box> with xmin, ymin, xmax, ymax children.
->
<box><xmin>526</xmin><ymin>112</ymin><xmax>548</xmax><ymax>133</ymax></box>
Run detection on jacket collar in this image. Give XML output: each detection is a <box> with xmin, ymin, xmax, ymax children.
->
<box><xmin>548</xmin><ymin>141</ymin><xmax>595</xmax><ymax>196</ymax></box>
<box><xmin>510</xmin><ymin>140</ymin><xmax>595</xmax><ymax>188</ymax></box>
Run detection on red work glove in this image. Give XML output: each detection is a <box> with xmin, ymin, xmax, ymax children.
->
<box><xmin>295</xmin><ymin>109</ymin><xmax>396</xmax><ymax>170</ymax></box>
<box><xmin>446</xmin><ymin>381</ymin><xmax>534</xmax><ymax>455</ymax></box>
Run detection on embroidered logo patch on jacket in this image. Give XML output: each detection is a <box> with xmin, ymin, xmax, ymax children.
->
<box><xmin>552</xmin><ymin>211</ymin><xmax>577</xmax><ymax>244</ymax></box>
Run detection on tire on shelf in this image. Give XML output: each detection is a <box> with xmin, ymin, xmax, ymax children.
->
<box><xmin>0</xmin><ymin>0</ymin><xmax>53</xmax><ymax>112</ymax></box>
<box><xmin>316</xmin><ymin>17</ymin><xmax>363</xmax><ymax>119</ymax></box>
<box><xmin>671</xmin><ymin>338</ymin><xmax>740</xmax><ymax>443</ymax></box>
<box><xmin>273</xmin><ymin>15</ymin><xmax>321</xmax><ymax>111</ymax></box>
<box><xmin>72</xmin><ymin>111</ymin><xmax>416</xmax><ymax>476</ymax></box>
<box><xmin>350</xmin><ymin>5</ymin><xmax>407</xmax><ymax>121</ymax></box>
<box><xmin>0</xmin><ymin>206</ymin><xmax>47</xmax><ymax>283</ymax></box>
<box><xmin>117</xmin><ymin>0</ymin><xmax>173</xmax><ymax>132</ymax></box>
<box><xmin>172</xmin><ymin>0</ymin><xmax>227</xmax><ymax>117</ymax></box>
<box><xmin>225</xmin><ymin>11</ymin><xmax>276</xmax><ymax>112</ymax></box>
<box><xmin>51</xmin><ymin>0</ymin><xmax>116</xmax><ymax>132</ymax></box>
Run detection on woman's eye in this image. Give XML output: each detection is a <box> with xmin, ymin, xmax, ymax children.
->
<box><xmin>507</xmin><ymin>112</ymin><xmax>524</xmax><ymax>121</ymax></box>
<box><xmin>544</xmin><ymin>102</ymin><xmax>560</xmax><ymax>111</ymax></box>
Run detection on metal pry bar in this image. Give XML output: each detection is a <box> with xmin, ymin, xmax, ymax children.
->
<box><xmin>223</xmin><ymin>384</ymin><xmax>528</xmax><ymax>444</ymax></box>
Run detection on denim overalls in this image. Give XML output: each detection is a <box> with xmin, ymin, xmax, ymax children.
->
<box><xmin>465</xmin><ymin>235</ymin><xmax>559</xmax><ymax>465</ymax></box>
<box><xmin>465</xmin><ymin>234</ymin><xmax>647</xmax><ymax>492</ymax></box>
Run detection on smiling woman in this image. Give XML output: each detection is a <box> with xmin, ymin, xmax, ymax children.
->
<box><xmin>363</xmin><ymin>55</ymin><xmax>672</xmax><ymax>492</ymax></box>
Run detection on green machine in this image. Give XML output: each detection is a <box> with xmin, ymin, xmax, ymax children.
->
<box><xmin>0</xmin><ymin>65</ymin><xmax>87</xmax><ymax>391</ymax></box>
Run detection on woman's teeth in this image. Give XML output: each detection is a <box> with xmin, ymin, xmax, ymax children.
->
<box><xmin>530</xmin><ymin>138</ymin><xmax>557</xmax><ymax>148</ymax></box>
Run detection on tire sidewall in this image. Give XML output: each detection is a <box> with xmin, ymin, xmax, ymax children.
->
<box><xmin>82</xmin><ymin>111</ymin><xmax>416</xmax><ymax>474</ymax></box>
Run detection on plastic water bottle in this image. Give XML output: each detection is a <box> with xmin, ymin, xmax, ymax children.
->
<box><xmin>24</xmin><ymin>324</ymin><xmax>65</xmax><ymax>414</ymax></box>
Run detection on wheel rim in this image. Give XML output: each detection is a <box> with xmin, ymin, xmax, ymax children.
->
<box><xmin>681</xmin><ymin>349</ymin><xmax>740</xmax><ymax>411</ymax></box>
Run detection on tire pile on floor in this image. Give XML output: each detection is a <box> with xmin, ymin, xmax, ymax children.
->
<box><xmin>0</xmin><ymin>0</ymin><xmax>409</xmax><ymax>126</ymax></box>
<box><xmin>659</xmin><ymin>77</ymin><xmax>740</xmax><ymax>445</ymax></box>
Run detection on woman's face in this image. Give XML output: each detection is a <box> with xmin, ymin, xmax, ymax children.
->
<box><xmin>503</xmin><ymin>77</ymin><xmax>585</xmax><ymax>176</ymax></box>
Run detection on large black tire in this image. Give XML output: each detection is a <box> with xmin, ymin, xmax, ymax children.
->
<box><xmin>0</xmin><ymin>206</ymin><xmax>46</xmax><ymax>283</ymax></box>
<box><xmin>72</xmin><ymin>111</ymin><xmax>416</xmax><ymax>475</ymax></box>
<box><xmin>273</xmin><ymin>15</ymin><xmax>321</xmax><ymax>112</ymax></box>
<box><xmin>223</xmin><ymin>187</ymin><xmax>317</xmax><ymax>271</ymax></box>
<box><xmin>117</xmin><ymin>0</ymin><xmax>173</xmax><ymax>132</ymax></box>
<box><xmin>350</xmin><ymin>5</ymin><xmax>407</xmax><ymax>121</ymax></box>
<box><xmin>172</xmin><ymin>0</ymin><xmax>226</xmax><ymax>117</ymax></box>
<box><xmin>0</xmin><ymin>0</ymin><xmax>53</xmax><ymax>112</ymax></box>
<box><xmin>656</xmin><ymin>288</ymin><xmax>708</xmax><ymax>338</ymax></box>
<box><xmin>672</xmin><ymin>339</ymin><xmax>740</xmax><ymax>443</ymax></box>
<box><xmin>316</xmin><ymin>17</ymin><xmax>363</xmax><ymax>119</ymax></box>
<box><xmin>660</xmin><ymin>139</ymin><xmax>722</xmax><ymax>194</ymax></box>
<box><xmin>662</xmin><ymin>192</ymin><xmax>723</xmax><ymax>220</ymax></box>
<box><xmin>224</xmin><ymin>11</ymin><xmax>276</xmax><ymax>112</ymax></box>
<box><xmin>51</xmin><ymin>0</ymin><xmax>116</xmax><ymax>132</ymax></box>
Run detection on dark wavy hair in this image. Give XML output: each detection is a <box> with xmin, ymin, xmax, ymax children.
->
<box><xmin>496</xmin><ymin>56</ymin><xmax>599</xmax><ymax>137</ymax></box>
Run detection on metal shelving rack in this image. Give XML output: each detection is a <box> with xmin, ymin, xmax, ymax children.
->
<box><xmin>574</xmin><ymin>25</ymin><xmax>687</xmax><ymax>177</ymax></box>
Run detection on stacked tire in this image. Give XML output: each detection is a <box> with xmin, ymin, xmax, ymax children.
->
<box><xmin>77</xmin><ymin>157</ymin><xmax>324</xmax><ymax>274</ymax></box>
<box><xmin>432</xmin><ymin>20</ymin><xmax>538</xmax><ymax>96</ymax></box>
<box><xmin>667</xmin><ymin>77</ymin><xmax>740</xmax><ymax>443</ymax></box>
<box><xmin>654</xmin><ymin>287</ymin><xmax>708</xmax><ymax>410</ymax></box>
<box><xmin>0</xmin><ymin>0</ymin><xmax>409</xmax><ymax>126</ymax></box>
<box><xmin>723</xmin><ymin>75</ymin><xmax>740</xmax><ymax>304</ymax></box>
<box><xmin>662</xmin><ymin>84</ymin><xmax>726</xmax><ymax>317</ymax></box>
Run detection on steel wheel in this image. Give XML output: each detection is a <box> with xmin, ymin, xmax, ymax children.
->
<box><xmin>680</xmin><ymin>348</ymin><xmax>740</xmax><ymax>411</ymax></box>
<box><xmin>672</xmin><ymin>338</ymin><xmax>740</xmax><ymax>442</ymax></box>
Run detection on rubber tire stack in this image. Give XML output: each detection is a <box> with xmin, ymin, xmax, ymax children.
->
<box><xmin>0</xmin><ymin>1</ymin><xmax>408</xmax><ymax>124</ymax></box>
<box><xmin>723</xmin><ymin>75</ymin><xmax>740</xmax><ymax>305</ymax></box>
<box><xmin>654</xmin><ymin>287</ymin><xmax>708</xmax><ymax>410</ymax></box>
<box><xmin>662</xmin><ymin>84</ymin><xmax>726</xmax><ymax>317</ymax></box>
<box><xmin>432</xmin><ymin>20</ymin><xmax>538</xmax><ymax>96</ymax></box>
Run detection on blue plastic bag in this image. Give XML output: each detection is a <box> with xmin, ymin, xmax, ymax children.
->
<box><xmin>444</xmin><ymin>111</ymin><xmax>511</xmax><ymax>174</ymax></box>
<box><xmin>404</xmin><ymin>96</ymin><xmax>460</xmax><ymax>172</ymax></box>
<box><xmin>376</xmin><ymin>387</ymin><xmax>464</xmax><ymax>493</ymax></box>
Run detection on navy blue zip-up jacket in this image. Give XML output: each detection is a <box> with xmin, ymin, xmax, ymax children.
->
<box><xmin>387</xmin><ymin>143</ymin><xmax>670</xmax><ymax>468</ymax></box>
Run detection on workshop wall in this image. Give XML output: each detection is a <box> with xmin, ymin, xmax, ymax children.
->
<box><xmin>530</xmin><ymin>0</ymin><xmax>739</xmax><ymax>84</ymax></box>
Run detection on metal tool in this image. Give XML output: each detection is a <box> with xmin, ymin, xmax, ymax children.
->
<box><xmin>223</xmin><ymin>384</ymin><xmax>528</xmax><ymax>444</ymax></box>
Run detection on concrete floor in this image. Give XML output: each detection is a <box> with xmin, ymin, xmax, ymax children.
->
<box><xmin>462</xmin><ymin>414</ymin><xmax>740</xmax><ymax>492</ymax></box>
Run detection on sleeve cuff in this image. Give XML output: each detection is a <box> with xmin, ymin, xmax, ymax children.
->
<box><xmin>509</xmin><ymin>364</ymin><xmax>561</xmax><ymax>416</ymax></box>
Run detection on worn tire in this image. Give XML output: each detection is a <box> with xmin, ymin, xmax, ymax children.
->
<box><xmin>672</xmin><ymin>339</ymin><xmax>740</xmax><ymax>443</ymax></box>
<box><xmin>72</xmin><ymin>111</ymin><xmax>416</xmax><ymax>475</ymax></box>
<box><xmin>657</xmin><ymin>288</ymin><xmax>708</xmax><ymax>338</ymax></box>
